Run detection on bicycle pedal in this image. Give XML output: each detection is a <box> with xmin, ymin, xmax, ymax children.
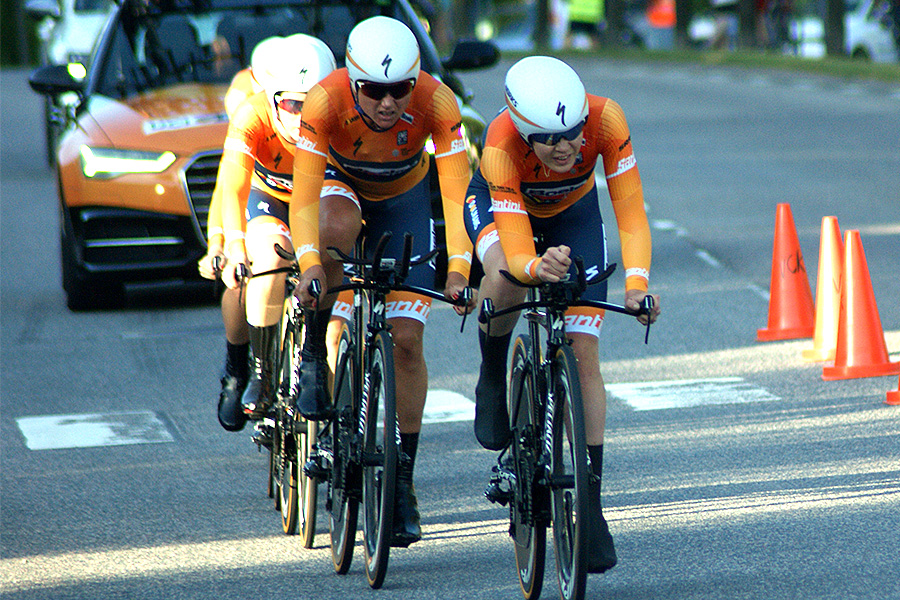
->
<box><xmin>484</xmin><ymin>480</ymin><xmax>511</xmax><ymax>506</ymax></box>
<box><xmin>251</xmin><ymin>423</ymin><xmax>273</xmax><ymax>450</ymax></box>
<box><xmin>303</xmin><ymin>457</ymin><xmax>329</xmax><ymax>480</ymax></box>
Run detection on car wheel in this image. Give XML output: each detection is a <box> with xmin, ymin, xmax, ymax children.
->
<box><xmin>60</xmin><ymin>226</ymin><xmax>125</xmax><ymax>311</ymax></box>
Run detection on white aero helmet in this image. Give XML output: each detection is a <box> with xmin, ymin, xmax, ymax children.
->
<box><xmin>345</xmin><ymin>16</ymin><xmax>420</xmax><ymax>87</ymax></box>
<box><xmin>251</xmin><ymin>34</ymin><xmax>337</xmax><ymax>99</ymax></box>
<box><xmin>504</xmin><ymin>56</ymin><xmax>589</xmax><ymax>143</ymax></box>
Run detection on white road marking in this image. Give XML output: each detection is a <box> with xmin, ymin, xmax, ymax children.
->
<box><xmin>607</xmin><ymin>377</ymin><xmax>780</xmax><ymax>411</ymax></box>
<box><xmin>16</xmin><ymin>411</ymin><xmax>174</xmax><ymax>451</ymax></box>
<box><xmin>422</xmin><ymin>389</ymin><xmax>475</xmax><ymax>424</ymax></box>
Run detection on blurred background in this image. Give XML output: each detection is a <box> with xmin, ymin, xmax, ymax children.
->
<box><xmin>3</xmin><ymin>0</ymin><xmax>899</xmax><ymax>68</ymax></box>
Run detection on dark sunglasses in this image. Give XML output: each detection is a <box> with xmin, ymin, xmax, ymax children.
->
<box><xmin>527</xmin><ymin>119</ymin><xmax>586</xmax><ymax>146</ymax></box>
<box><xmin>274</xmin><ymin>92</ymin><xmax>303</xmax><ymax>115</ymax></box>
<box><xmin>355</xmin><ymin>79</ymin><xmax>415</xmax><ymax>101</ymax></box>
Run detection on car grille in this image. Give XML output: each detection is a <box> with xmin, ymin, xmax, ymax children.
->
<box><xmin>184</xmin><ymin>151</ymin><xmax>222</xmax><ymax>246</ymax></box>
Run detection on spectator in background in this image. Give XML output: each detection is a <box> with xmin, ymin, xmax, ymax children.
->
<box><xmin>710</xmin><ymin>0</ymin><xmax>738</xmax><ymax>49</ymax></box>
<box><xmin>567</xmin><ymin>0</ymin><xmax>604</xmax><ymax>49</ymax></box>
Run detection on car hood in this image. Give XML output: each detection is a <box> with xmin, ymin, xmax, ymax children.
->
<box><xmin>85</xmin><ymin>83</ymin><xmax>230</xmax><ymax>154</ymax></box>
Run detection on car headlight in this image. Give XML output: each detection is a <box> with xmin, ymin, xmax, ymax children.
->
<box><xmin>80</xmin><ymin>146</ymin><xmax>176</xmax><ymax>179</ymax></box>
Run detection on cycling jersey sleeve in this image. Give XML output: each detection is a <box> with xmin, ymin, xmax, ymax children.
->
<box><xmin>289</xmin><ymin>83</ymin><xmax>332</xmax><ymax>273</ymax></box>
<box><xmin>599</xmin><ymin>100</ymin><xmax>651</xmax><ymax>292</ymax></box>
<box><xmin>429</xmin><ymin>84</ymin><xmax>473</xmax><ymax>279</ymax></box>
<box><xmin>219</xmin><ymin>100</ymin><xmax>258</xmax><ymax>259</ymax></box>
<box><xmin>481</xmin><ymin>145</ymin><xmax>541</xmax><ymax>282</ymax></box>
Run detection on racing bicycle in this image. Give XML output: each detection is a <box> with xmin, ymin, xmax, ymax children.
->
<box><xmin>247</xmin><ymin>246</ymin><xmax>322</xmax><ymax>547</ymax></box>
<box><xmin>480</xmin><ymin>259</ymin><xmax>653</xmax><ymax>600</ymax></box>
<box><xmin>305</xmin><ymin>231</ymin><xmax>471</xmax><ymax>589</ymax></box>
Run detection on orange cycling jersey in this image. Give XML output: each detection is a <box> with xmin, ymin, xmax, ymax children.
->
<box><xmin>206</xmin><ymin>67</ymin><xmax>260</xmax><ymax>249</ymax></box>
<box><xmin>290</xmin><ymin>68</ymin><xmax>472</xmax><ymax>277</ymax></box>
<box><xmin>217</xmin><ymin>92</ymin><xmax>298</xmax><ymax>257</ymax></box>
<box><xmin>481</xmin><ymin>95</ymin><xmax>651</xmax><ymax>292</ymax></box>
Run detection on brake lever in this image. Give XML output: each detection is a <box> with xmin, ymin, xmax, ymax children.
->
<box><xmin>641</xmin><ymin>295</ymin><xmax>654</xmax><ymax>344</ymax></box>
<box><xmin>456</xmin><ymin>286</ymin><xmax>475</xmax><ymax>333</ymax></box>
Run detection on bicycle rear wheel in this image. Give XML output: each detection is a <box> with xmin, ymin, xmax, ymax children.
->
<box><xmin>509</xmin><ymin>335</ymin><xmax>546</xmax><ymax>600</ymax></box>
<box><xmin>361</xmin><ymin>329</ymin><xmax>398</xmax><ymax>589</ymax></box>
<box><xmin>329</xmin><ymin>323</ymin><xmax>359</xmax><ymax>574</ymax></box>
<box><xmin>549</xmin><ymin>344</ymin><xmax>589</xmax><ymax>600</ymax></box>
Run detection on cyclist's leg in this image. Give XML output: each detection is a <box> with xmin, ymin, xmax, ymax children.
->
<box><xmin>242</xmin><ymin>190</ymin><xmax>292</xmax><ymax>417</ymax></box>
<box><xmin>464</xmin><ymin>171</ymin><xmax>525</xmax><ymax>450</ymax></box>
<box><xmin>361</xmin><ymin>178</ymin><xmax>434</xmax><ymax>546</ymax></box>
<box><xmin>217</xmin><ymin>286</ymin><xmax>250</xmax><ymax>431</ymax></box>
<box><xmin>297</xmin><ymin>170</ymin><xmax>361</xmax><ymax>419</ymax></box>
<box><xmin>550</xmin><ymin>191</ymin><xmax>617</xmax><ymax>573</ymax></box>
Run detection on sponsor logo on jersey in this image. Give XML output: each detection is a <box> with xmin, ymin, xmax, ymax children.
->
<box><xmin>400</xmin><ymin>113</ymin><xmax>414</xmax><ymax>125</ymax></box>
<box><xmin>384</xmin><ymin>297</ymin><xmax>431</xmax><ymax>322</ymax></box>
<box><xmin>465</xmin><ymin>194</ymin><xmax>480</xmax><ymax>230</ymax></box>
<box><xmin>397</xmin><ymin>130</ymin><xmax>408</xmax><ymax>146</ymax></box>
<box><xmin>223</xmin><ymin>137</ymin><xmax>252</xmax><ymax>157</ymax></box>
<box><xmin>449</xmin><ymin>138</ymin><xmax>466</xmax><ymax>154</ymax></box>
<box><xmin>607</xmin><ymin>154</ymin><xmax>636</xmax><ymax>179</ymax></box>
<box><xmin>295</xmin><ymin>136</ymin><xmax>319</xmax><ymax>153</ymax></box>
<box><xmin>490</xmin><ymin>198</ymin><xmax>527</xmax><ymax>214</ymax></box>
<box><xmin>565</xmin><ymin>313</ymin><xmax>605</xmax><ymax>332</ymax></box>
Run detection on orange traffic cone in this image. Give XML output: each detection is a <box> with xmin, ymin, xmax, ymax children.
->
<box><xmin>887</xmin><ymin>375</ymin><xmax>900</xmax><ymax>405</ymax></box>
<box><xmin>757</xmin><ymin>203</ymin><xmax>816</xmax><ymax>341</ymax></box>
<box><xmin>822</xmin><ymin>230</ymin><xmax>900</xmax><ymax>381</ymax></box>
<box><xmin>803</xmin><ymin>216</ymin><xmax>844</xmax><ymax>361</ymax></box>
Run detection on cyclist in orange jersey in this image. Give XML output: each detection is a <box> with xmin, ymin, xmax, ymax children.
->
<box><xmin>289</xmin><ymin>16</ymin><xmax>476</xmax><ymax>547</ymax></box>
<box><xmin>207</xmin><ymin>34</ymin><xmax>340</xmax><ymax>432</ymax></box>
<box><xmin>197</xmin><ymin>42</ymin><xmax>266</xmax><ymax>432</ymax></box>
<box><xmin>464</xmin><ymin>56</ymin><xmax>661</xmax><ymax>573</ymax></box>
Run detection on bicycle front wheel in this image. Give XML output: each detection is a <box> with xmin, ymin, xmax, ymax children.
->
<box><xmin>509</xmin><ymin>335</ymin><xmax>546</xmax><ymax>600</ymax></box>
<box><xmin>361</xmin><ymin>329</ymin><xmax>398</xmax><ymax>589</ymax></box>
<box><xmin>329</xmin><ymin>323</ymin><xmax>359</xmax><ymax>574</ymax></box>
<box><xmin>278</xmin><ymin>414</ymin><xmax>299</xmax><ymax>535</ymax></box>
<box><xmin>298</xmin><ymin>418</ymin><xmax>320</xmax><ymax>548</ymax></box>
<box><xmin>550</xmin><ymin>344</ymin><xmax>589</xmax><ymax>600</ymax></box>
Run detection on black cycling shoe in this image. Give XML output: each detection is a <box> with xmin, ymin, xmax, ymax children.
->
<box><xmin>585</xmin><ymin>510</ymin><xmax>618</xmax><ymax>573</ymax></box>
<box><xmin>295</xmin><ymin>353</ymin><xmax>333</xmax><ymax>421</ymax></box>
<box><xmin>474</xmin><ymin>371</ymin><xmax>511</xmax><ymax>450</ymax></box>
<box><xmin>391</xmin><ymin>475</ymin><xmax>422</xmax><ymax>547</ymax></box>
<box><xmin>241</xmin><ymin>376</ymin><xmax>273</xmax><ymax>420</ymax></box>
<box><xmin>218</xmin><ymin>372</ymin><xmax>248</xmax><ymax>432</ymax></box>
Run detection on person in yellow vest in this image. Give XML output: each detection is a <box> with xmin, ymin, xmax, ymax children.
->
<box><xmin>567</xmin><ymin>0</ymin><xmax>604</xmax><ymax>49</ymax></box>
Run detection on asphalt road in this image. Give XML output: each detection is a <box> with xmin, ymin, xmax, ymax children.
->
<box><xmin>2</xmin><ymin>57</ymin><xmax>899</xmax><ymax>600</ymax></box>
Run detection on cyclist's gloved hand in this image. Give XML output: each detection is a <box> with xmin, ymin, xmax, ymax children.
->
<box><xmin>536</xmin><ymin>245</ymin><xmax>572</xmax><ymax>283</ymax></box>
<box><xmin>295</xmin><ymin>264</ymin><xmax>327</xmax><ymax>309</ymax></box>
<box><xmin>445</xmin><ymin>272</ymin><xmax>476</xmax><ymax>316</ymax></box>
<box><xmin>625</xmin><ymin>289</ymin><xmax>661</xmax><ymax>326</ymax></box>
<box><xmin>222</xmin><ymin>251</ymin><xmax>249</xmax><ymax>290</ymax></box>
<box><xmin>198</xmin><ymin>245</ymin><xmax>225</xmax><ymax>280</ymax></box>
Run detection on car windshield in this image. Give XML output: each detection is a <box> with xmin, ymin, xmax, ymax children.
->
<box><xmin>93</xmin><ymin>0</ymin><xmax>436</xmax><ymax>99</ymax></box>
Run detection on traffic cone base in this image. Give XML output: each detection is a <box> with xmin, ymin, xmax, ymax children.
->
<box><xmin>885</xmin><ymin>375</ymin><xmax>900</xmax><ymax>405</ymax></box>
<box><xmin>821</xmin><ymin>230</ymin><xmax>898</xmax><ymax>382</ymax></box>
<box><xmin>802</xmin><ymin>347</ymin><xmax>836</xmax><ymax>362</ymax></box>
<box><xmin>822</xmin><ymin>361</ymin><xmax>900</xmax><ymax>381</ymax></box>
<box><xmin>757</xmin><ymin>203</ymin><xmax>815</xmax><ymax>342</ymax></box>
<box><xmin>758</xmin><ymin>325</ymin><xmax>815</xmax><ymax>342</ymax></box>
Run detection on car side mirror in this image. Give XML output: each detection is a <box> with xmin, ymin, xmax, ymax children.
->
<box><xmin>29</xmin><ymin>64</ymin><xmax>85</xmax><ymax>97</ymax></box>
<box><xmin>442</xmin><ymin>39</ymin><xmax>500</xmax><ymax>71</ymax></box>
<box><xmin>24</xmin><ymin>0</ymin><xmax>61</xmax><ymax>20</ymax></box>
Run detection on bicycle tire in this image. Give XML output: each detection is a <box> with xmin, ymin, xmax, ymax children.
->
<box><xmin>298</xmin><ymin>418</ymin><xmax>319</xmax><ymax>548</ymax></box>
<box><xmin>361</xmin><ymin>329</ymin><xmax>398</xmax><ymax>589</ymax></box>
<box><xmin>509</xmin><ymin>334</ymin><xmax>546</xmax><ymax>600</ymax></box>
<box><xmin>329</xmin><ymin>323</ymin><xmax>359</xmax><ymax>574</ymax></box>
<box><xmin>279</xmin><ymin>417</ymin><xmax>299</xmax><ymax>534</ymax></box>
<box><xmin>549</xmin><ymin>344</ymin><xmax>589</xmax><ymax>600</ymax></box>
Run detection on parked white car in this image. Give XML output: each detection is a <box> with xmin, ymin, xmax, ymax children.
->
<box><xmin>845</xmin><ymin>0</ymin><xmax>898</xmax><ymax>62</ymax></box>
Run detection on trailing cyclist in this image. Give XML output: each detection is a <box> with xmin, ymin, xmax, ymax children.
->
<box><xmin>215</xmin><ymin>34</ymin><xmax>341</xmax><ymax>430</ymax></box>
<box><xmin>463</xmin><ymin>56</ymin><xmax>661</xmax><ymax>573</ymax></box>
<box><xmin>289</xmin><ymin>16</ymin><xmax>476</xmax><ymax>547</ymax></box>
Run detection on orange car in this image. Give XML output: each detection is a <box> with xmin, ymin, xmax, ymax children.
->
<box><xmin>29</xmin><ymin>0</ymin><xmax>498</xmax><ymax>310</ymax></box>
